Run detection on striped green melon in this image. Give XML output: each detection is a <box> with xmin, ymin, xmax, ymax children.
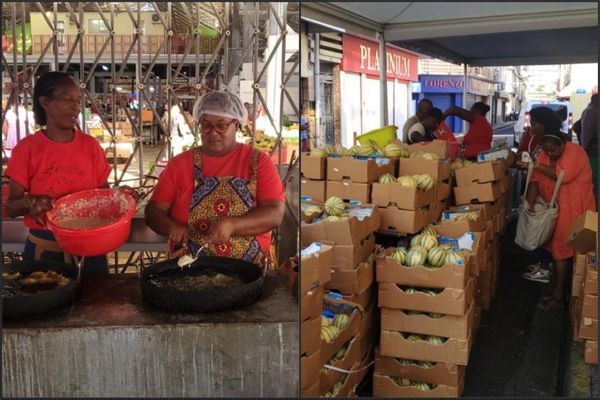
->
<box><xmin>391</xmin><ymin>247</ymin><xmax>407</xmax><ymax>265</ymax></box>
<box><xmin>321</xmin><ymin>315</ymin><xmax>331</xmax><ymax>326</ymax></box>
<box><xmin>413</xmin><ymin>382</ymin><xmax>433</xmax><ymax>391</ymax></box>
<box><xmin>378</xmin><ymin>173</ymin><xmax>396</xmax><ymax>184</ymax></box>
<box><xmin>421</xmin><ymin>224</ymin><xmax>438</xmax><ymax>237</ymax></box>
<box><xmin>384</xmin><ymin>143</ymin><xmax>404</xmax><ymax>158</ymax></box>
<box><xmin>324</xmin><ymin>145</ymin><xmax>337</xmax><ymax>156</ymax></box>
<box><xmin>396</xmin><ymin>175</ymin><xmax>418</xmax><ymax>187</ymax></box>
<box><xmin>324</xmin><ymin>196</ymin><xmax>345</xmax><ymax>216</ymax></box>
<box><xmin>348</xmin><ymin>145</ymin><xmax>360</xmax><ymax>156</ymax></box>
<box><xmin>445</xmin><ymin>250</ymin><xmax>465</xmax><ymax>266</ymax></box>
<box><xmin>418</xmin><ymin>234</ymin><xmax>438</xmax><ymax>251</ymax></box>
<box><xmin>403</xmin><ymin>287</ymin><xmax>416</xmax><ymax>294</ymax></box>
<box><xmin>405</xmin><ymin>333</ymin><xmax>424</xmax><ymax>342</ymax></box>
<box><xmin>326</xmin><ymin>216</ymin><xmax>341</xmax><ymax>221</ymax></box>
<box><xmin>427</xmin><ymin>335</ymin><xmax>447</xmax><ymax>345</ymax></box>
<box><xmin>416</xmin><ymin>174</ymin><xmax>434</xmax><ymax>191</ymax></box>
<box><xmin>321</xmin><ymin>325</ymin><xmax>340</xmax><ymax>343</ymax></box>
<box><xmin>310</xmin><ymin>148</ymin><xmax>327</xmax><ymax>158</ymax></box>
<box><xmin>333</xmin><ymin>346</ymin><xmax>347</xmax><ymax>360</ymax></box>
<box><xmin>427</xmin><ymin>246</ymin><xmax>447</xmax><ymax>268</ymax></box>
<box><xmin>410</xmin><ymin>234</ymin><xmax>423</xmax><ymax>248</ymax></box>
<box><xmin>395</xmin><ymin>377</ymin><xmax>412</xmax><ymax>386</ymax></box>
<box><xmin>333</xmin><ymin>313</ymin><xmax>350</xmax><ymax>330</ymax></box>
<box><xmin>355</xmin><ymin>144</ymin><xmax>374</xmax><ymax>156</ymax></box>
<box><xmin>406</xmin><ymin>247</ymin><xmax>427</xmax><ymax>267</ymax></box>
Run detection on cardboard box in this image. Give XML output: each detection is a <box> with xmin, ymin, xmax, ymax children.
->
<box><xmin>301</xmin><ymin>316</ymin><xmax>321</xmax><ymax>355</ymax></box>
<box><xmin>322</xmin><ymin>359</ymin><xmax>371</xmax><ymax>398</ymax></box>
<box><xmin>301</xmin><ymin>349</ymin><xmax>321</xmax><ymax>389</ymax></box>
<box><xmin>320</xmin><ymin>335</ymin><xmax>369</xmax><ymax>393</ymax></box>
<box><xmin>566</xmin><ymin>211</ymin><xmax>598</xmax><ymax>254</ymax></box>
<box><xmin>373</xmin><ymin>373</ymin><xmax>463</xmax><ymax>398</ymax></box>
<box><xmin>378</xmin><ymin>205</ymin><xmax>434</xmax><ymax>234</ymax></box>
<box><xmin>376</xmin><ymin>252</ymin><xmax>471</xmax><ymax>289</ymax></box>
<box><xmin>455</xmin><ymin>159</ymin><xmax>505</xmax><ymax>186</ymax></box>
<box><xmin>399</xmin><ymin>158</ymin><xmax>451</xmax><ymax>182</ymax></box>
<box><xmin>320</xmin><ymin>297</ymin><xmax>365</xmax><ymax>363</ymax></box>
<box><xmin>371</xmin><ymin>182</ymin><xmax>436</xmax><ymax>210</ymax></box>
<box><xmin>327</xmin><ymin>156</ymin><xmax>395</xmax><ymax>183</ymax></box>
<box><xmin>326</xmin><ymin>180</ymin><xmax>371</xmax><ymax>203</ymax></box>
<box><xmin>323</xmin><ymin>235</ymin><xmax>376</xmax><ymax>270</ymax></box>
<box><xmin>301</xmin><ymin>205</ymin><xmax>380</xmax><ymax>248</ymax></box>
<box><xmin>438</xmin><ymin>212</ymin><xmax>487</xmax><ymax>235</ymax></box>
<box><xmin>578</xmin><ymin>317</ymin><xmax>598</xmax><ymax>341</ymax></box>
<box><xmin>341</xmin><ymin>285</ymin><xmax>375</xmax><ymax>310</ymax></box>
<box><xmin>580</xmin><ymin>294</ymin><xmax>599</xmax><ymax>319</ymax></box>
<box><xmin>406</xmin><ymin>139</ymin><xmax>450</xmax><ymax>160</ymax></box>
<box><xmin>379</xmin><ymin>329</ymin><xmax>474</xmax><ymax>365</ymax></box>
<box><xmin>432</xmin><ymin>198</ymin><xmax>450</xmax><ymax>222</ymax></box>
<box><xmin>380</xmin><ymin>301</ymin><xmax>476</xmax><ymax>339</ymax></box>
<box><xmin>454</xmin><ymin>180</ymin><xmax>502</xmax><ymax>205</ymax></box>
<box><xmin>300</xmin><ymin>244</ymin><xmax>333</xmax><ymax>294</ymax></box>
<box><xmin>583</xmin><ymin>263</ymin><xmax>598</xmax><ymax>295</ymax></box>
<box><xmin>436</xmin><ymin>179</ymin><xmax>452</xmax><ymax>202</ymax></box>
<box><xmin>585</xmin><ymin>341</ymin><xmax>598</xmax><ymax>364</ymax></box>
<box><xmin>374</xmin><ymin>348</ymin><xmax>466</xmax><ymax>386</ymax></box>
<box><xmin>326</xmin><ymin>262</ymin><xmax>374</xmax><ymax>295</ymax></box>
<box><xmin>450</xmin><ymin>201</ymin><xmax>501</xmax><ymax>221</ymax></box>
<box><xmin>498</xmin><ymin>172</ymin><xmax>512</xmax><ymax>194</ymax></box>
<box><xmin>301</xmin><ymin>286</ymin><xmax>324</xmax><ymax>322</ymax></box>
<box><xmin>572</xmin><ymin>274</ymin><xmax>583</xmax><ymax>298</ymax></box>
<box><xmin>574</xmin><ymin>252</ymin><xmax>588</xmax><ymax>277</ymax></box>
<box><xmin>301</xmin><ymin>152</ymin><xmax>327</xmax><ymax>180</ymax></box>
<box><xmin>300</xmin><ymin>379</ymin><xmax>319</xmax><ymax>398</ymax></box>
<box><xmin>378</xmin><ymin>278</ymin><xmax>476</xmax><ymax>316</ymax></box>
<box><xmin>301</xmin><ymin>178</ymin><xmax>326</xmax><ymax>203</ymax></box>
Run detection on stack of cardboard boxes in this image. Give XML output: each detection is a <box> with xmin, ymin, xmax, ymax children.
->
<box><xmin>326</xmin><ymin>156</ymin><xmax>395</xmax><ymax>204</ymax></box>
<box><xmin>300</xmin><ymin>244</ymin><xmax>332</xmax><ymax>397</ymax></box>
<box><xmin>567</xmin><ymin>211</ymin><xmax>598</xmax><ymax>365</ymax></box>
<box><xmin>373</xmin><ymin>224</ymin><xmax>483</xmax><ymax>397</ymax></box>
<box><xmin>452</xmin><ymin>158</ymin><xmax>513</xmax><ymax>309</ymax></box>
<box><xmin>300</xmin><ymin>202</ymin><xmax>382</xmax><ymax>397</ymax></box>
<box><xmin>301</xmin><ymin>152</ymin><xmax>327</xmax><ymax>202</ymax></box>
<box><xmin>377</xmin><ymin>141</ymin><xmax>451</xmax><ymax>234</ymax></box>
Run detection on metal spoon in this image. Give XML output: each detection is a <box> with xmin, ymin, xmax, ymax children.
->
<box><xmin>177</xmin><ymin>243</ymin><xmax>208</xmax><ymax>268</ymax></box>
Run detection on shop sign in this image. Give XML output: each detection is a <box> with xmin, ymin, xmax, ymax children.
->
<box><xmin>341</xmin><ymin>34</ymin><xmax>418</xmax><ymax>81</ymax></box>
<box><xmin>468</xmin><ymin>77</ymin><xmax>495</xmax><ymax>96</ymax></box>
<box><xmin>420</xmin><ymin>75</ymin><xmax>464</xmax><ymax>93</ymax></box>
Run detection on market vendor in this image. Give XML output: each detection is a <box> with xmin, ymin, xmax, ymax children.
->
<box><xmin>145</xmin><ymin>91</ymin><xmax>286</xmax><ymax>266</ymax></box>
<box><xmin>4</xmin><ymin>72</ymin><xmax>139</xmax><ymax>276</ymax></box>
<box><xmin>444</xmin><ymin>102</ymin><xmax>492</xmax><ymax>159</ymax></box>
<box><xmin>406</xmin><ymin>107</ymin><xmax>444</xmax><ymax>144</ymax></box>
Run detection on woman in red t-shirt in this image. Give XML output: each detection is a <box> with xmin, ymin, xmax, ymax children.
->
<box><xmin>444</xmin><ymin>102</ymin><xmax>493</xmax><ymax>160</ymax></box>
<box><xmin>5</xmin><ymin>72</ymin><xmax>137</xmax><ymax>276</ymax></box>
<box><xmin>145</xmin><ymin>91</ymin><xmax>285</xmax><ymax>267</ymax></box>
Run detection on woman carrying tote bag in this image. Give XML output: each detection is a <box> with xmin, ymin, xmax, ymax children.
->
<box><xmin>523</xmin><ymin>131</ymin><xmax>596</xmax><ymax>309</ymax></box>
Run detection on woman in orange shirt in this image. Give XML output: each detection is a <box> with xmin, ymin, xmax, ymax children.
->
<box><xmin>444</xmin><ymin>102</ymin><xmax>493</xmax><ymax>159</ymax></box>
<box><xmin>527</xmin><ymin>131</ymin><xmax>596</xmax><ymax>309</ymax></box>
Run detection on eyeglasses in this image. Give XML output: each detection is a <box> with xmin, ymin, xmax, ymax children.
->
<box><xmin>199</xmin><ymin>119</ymin><xmax>236</xmax><ymax>134</ymax></box>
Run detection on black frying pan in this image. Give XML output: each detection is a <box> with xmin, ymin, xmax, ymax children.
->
<box><xmin>2</xmin><ymin>260</ymin><xmax>80</xmax><ymax>319</ymax></box>
<box><xmin>140</xmin><ymin>255</ymin><xmax>264</xmax><ymax>313</ymax></box>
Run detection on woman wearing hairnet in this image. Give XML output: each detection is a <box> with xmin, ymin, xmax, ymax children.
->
<box><xmin>145</xmin><ymin>91</ymin><xmax>286</xmax><ymax>266</ymax></box>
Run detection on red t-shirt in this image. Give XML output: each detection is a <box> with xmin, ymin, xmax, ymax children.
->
<box><xmin>434</xmin><ymin>121</ymin><xmax>457</xmax><ymax>142</ymax></box>
<box><xmin>6</xmin><ymin>130</ymin><xmax>111</xmax><ymax>229</ymax></box>
<box><xmin>150</xmin><ymin>143</ymin><xmax>285</xmax><ymax>252</ymax></box>
<box><xmin>463</xmin><ymin>115</ymin><xmax>493</xmax><ymax>158</ymax></box>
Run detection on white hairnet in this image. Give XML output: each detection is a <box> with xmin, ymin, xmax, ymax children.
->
<box><xmin>192</xmin><ymin>91</ymin><xmax>247</xmax><ymax>126</ymax></box>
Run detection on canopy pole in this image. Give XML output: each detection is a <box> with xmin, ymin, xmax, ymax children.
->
<box><xmin>314</xmin><ymin>33</ymin><xmax>322</xmax><ymax>145</ymax></box>
<box><xmin>463</xmin><ymin>62</ymin><xmax>468</xmax><ymax>133</ymax></box>
<box><xmin>379</xmin><ymin>31</ymin><xmax>388</xmax><ymax>127</ymax></box>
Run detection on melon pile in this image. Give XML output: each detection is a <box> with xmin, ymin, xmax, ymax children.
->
<box><xmin>446</xmin><ymin>210</ymin><xmax>480</xmax><ymax>221</ymax></box>
<box><xmin>409</xmin><ymin>151</ymin><xmax>440</xmax><ymax>160</ymax></box>
<box><xmin>403</xmin><ymin>332</ymin><xmax>449</xmax><ymax>345</ymax></box>
<box><xmin>391</xmin><ymin>377</ymin><xmax>437</xmax><ymax>391</ymax></box>
<box><xmin>388</xmin><ymin>226</ymin><xmax>467</xmax><ymax>268</ymax></box>
<box><xmin>322</xmin><ymin>196</ymin><xmax>350</xmax><ymax>222</ymax></box>
<box><xmin>449</xmin><ymin>158</ymin><xmax>474</xmax><ymax>170</ymax></box>
<box><xmin>310</xmin><ymin>143</ymin><xmax>410</xmax><ymax>159</ymax></box>
<box><xmin>321</xmin><ymin>312</ymin><xmax>351</xmax><ymax>343</ymax></box>
<box><xmin>378</xmin><ymin>173</ymin><xmax>434</xmax><ymax>191</ymax></box>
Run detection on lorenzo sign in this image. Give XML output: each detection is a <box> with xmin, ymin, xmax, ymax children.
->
<box><xmin>341</xmin><ymin>34</ymin><xmax>418</xmax><ymax>81</ymax></box>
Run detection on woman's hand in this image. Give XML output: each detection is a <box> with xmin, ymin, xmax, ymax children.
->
<box><xmin>117</xmin><ymin>185</ymin><xmax>140</xmax><ymax>202</ymax></box>
<box><xmin>28</xmin><ymin>195</ymin><xmax>54</xmax><ymax>226</ymax></box>
<box><xmin>206</xmin><ymin>218</ymin><xmax>237</xmax><ymax>245</ymax></box>
<box><xmin>168</xmin><ymin>222</ymin><xmax>189</xmax><ymax>247</ymax></box>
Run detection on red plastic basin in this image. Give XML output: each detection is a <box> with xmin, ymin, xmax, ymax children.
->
<box><xmin>46</xmin><ymin>188</ymin><xmax>136</xmax><ymax>257</ymax></box>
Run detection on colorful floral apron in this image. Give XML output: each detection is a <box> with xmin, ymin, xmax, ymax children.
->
<box><xmin>186</xmin><ymin>147</ymin><xmax>268</xmax><ymax>266</ymax></box>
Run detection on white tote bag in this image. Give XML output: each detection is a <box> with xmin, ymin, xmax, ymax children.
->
<box><xmin>515</xmin><ymin>162</ymin><xmax>564</xmax><ymax>251</ymax></box>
